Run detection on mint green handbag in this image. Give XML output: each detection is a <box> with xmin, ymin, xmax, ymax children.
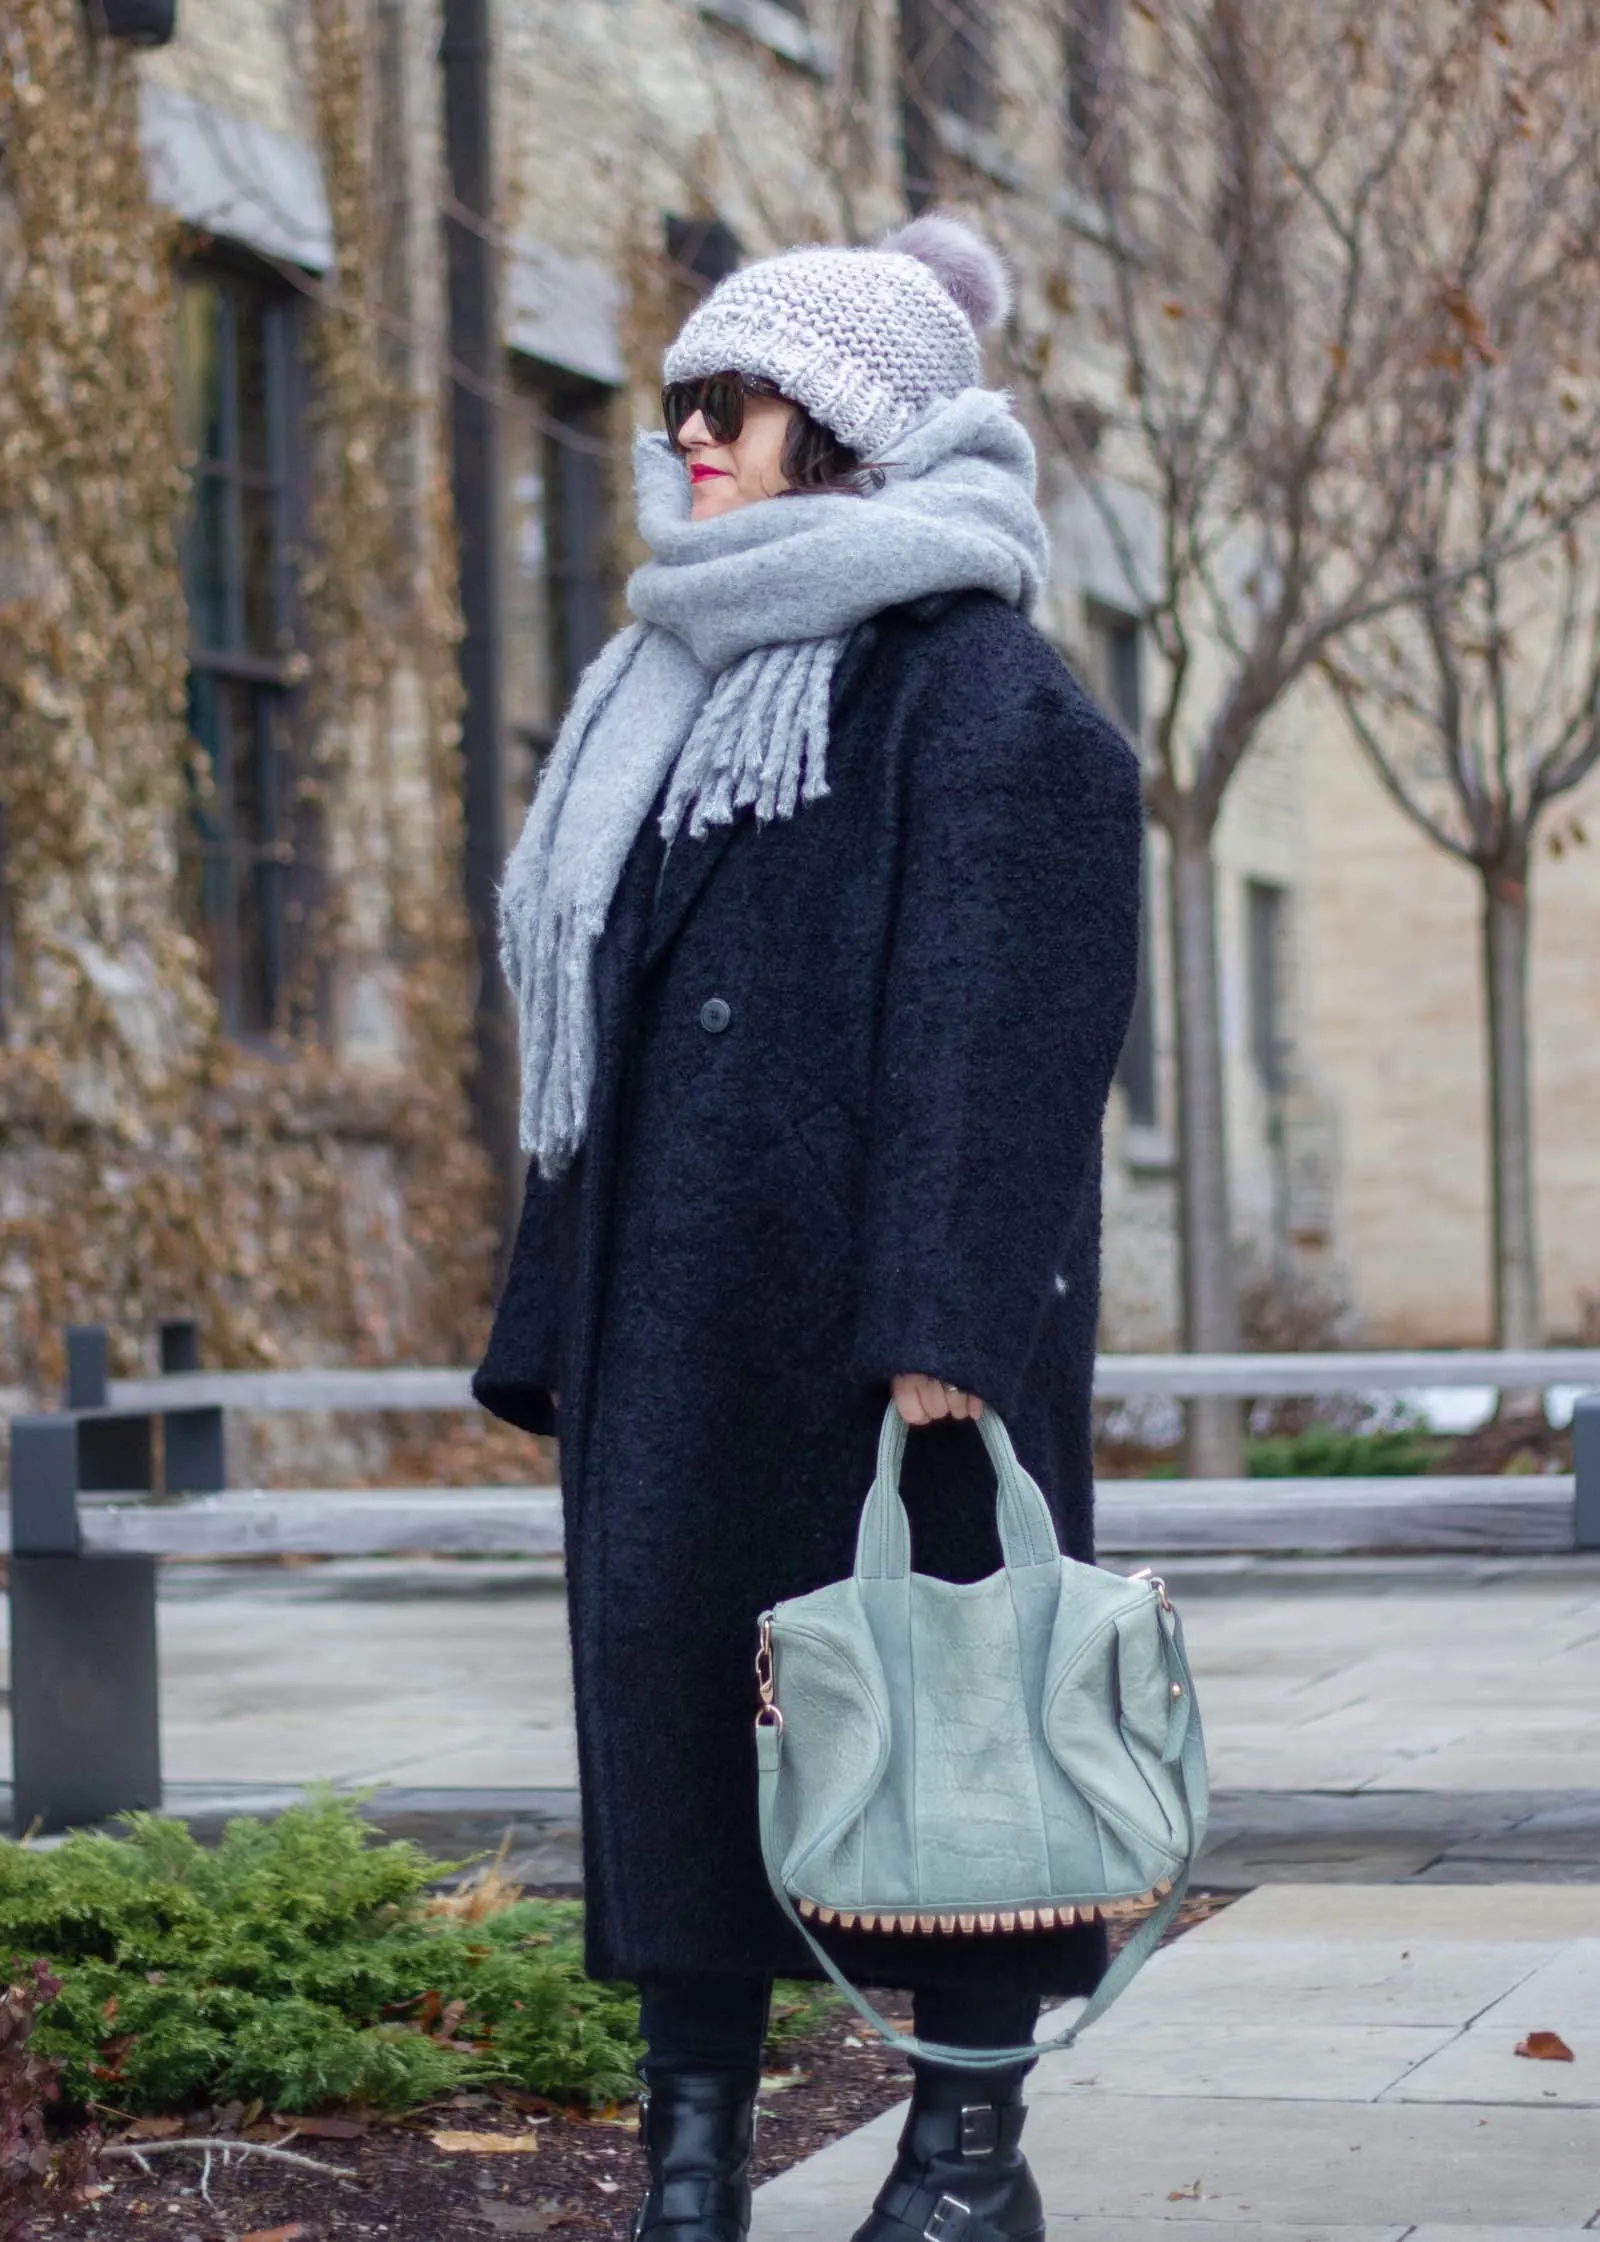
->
<box><xmin>755</xmin><ymin>1404</ymin><xmax>1209</xmax><ymax>2069</ymax></box>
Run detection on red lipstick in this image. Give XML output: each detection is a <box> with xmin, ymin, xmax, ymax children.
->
<box><xmin>690</xmin><ymin>464</ymin><xmax>730</xmax><ymax>483</ymax></box>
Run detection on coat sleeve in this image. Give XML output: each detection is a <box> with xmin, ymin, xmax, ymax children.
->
<box><xmin>472</xmin><ymin>1160</ymin><xmax>563</xmax><ymax>1437</ymax></box>
<box><xmin>849</xmin><ymin>614</ymin><xmax>1143</xmax><ymax>1411</ymax></box>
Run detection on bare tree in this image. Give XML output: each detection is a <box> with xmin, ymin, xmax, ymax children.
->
<box><xmin>1006</xmin><ymin>0</ymin><xmax>1600</xmax><ymax>1467</ymax></box>
<box><xmin>494</xmin><ymin>0</ymin><xmax>1600</xmax><ymax>1462</ymax></box>
<box><xmin>1319</xmin><ymin>48</ymin><xmax>1600</xmax><ymax>1354</ymax></box>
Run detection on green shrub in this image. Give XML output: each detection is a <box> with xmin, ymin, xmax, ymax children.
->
<box><xmin>0</xmin><ymin>1797</ymin><xmax>641</xmax><ymax>2115</ymax></box>
<box><xmin>1246</xmin><ymin>1422</ymin><xmax>1438</xmax><ymax>1478</ymax></box>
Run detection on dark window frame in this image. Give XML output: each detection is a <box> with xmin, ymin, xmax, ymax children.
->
<box><xmin>503</xmin><ymin>356</ymin><xmax>618</xmax><ymax>792</ymax></box>
<box><xmin>900</xmin><ymin>0</ymin><xmax>998</xmax><ymax>205</ymax></box>
<box><xmin>1064</xmin><ymin>0</ymin><xmax>1115</xmax><ymax>165</ymax></box>
<box><xmin>176</xmin><ymin>249</ymin><xmax>316</xmax><ymax>1043</ymax></box>
<box><xmin>1247</xmin><ymin>877</ymin><xmax>1291</xmax><ymax>1099</ymax></box>
<box><xmin>664</xmin><ymin>215</ymin><xmax>745</xmax><ymax>297</ymax></box>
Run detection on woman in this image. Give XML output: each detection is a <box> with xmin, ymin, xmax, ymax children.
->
<box><xmin>475</xmin><ymin>215</ymin><xmax>1142</xmax><ymax>2242</ymax></box>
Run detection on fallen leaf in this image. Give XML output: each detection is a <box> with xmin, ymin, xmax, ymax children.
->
<box><xmin>122</xmin><ymin>2116</ymin><xmax>184</xmax><ymax>2142</ymax></box>
<box><xmin>432</xmin><ymin>2130</ymin><xmax>542</xmax><ymax>2155</ymax></box>
<box><xmin>241</xmin><ymin>2227</ymin><xmax>311</xmax><ymax>2242</ymax></box>
<box><xmin>1168</xmin><ymin>2179</ymin><xmax>1203</xmax><ymax>2201</ymax></box>
<box><xmin>1515</xmin><ymin>2031</ymin><xmax>1575</xmax><ymax>2062</ymax></box>
<box><xmin>273</xmin><ymin>2113</ymin><xmax>367</xmax><ymax>2138</ymax></box>
<box><xmin>759</xmin><ymin>2071</ymin><xmax>806</xmax><ymax>2094</ymax></box>
<box><xmin>594</xmin><ymin>2176</ymin><xmax>620</xmax><ymax>2192</ymax></box>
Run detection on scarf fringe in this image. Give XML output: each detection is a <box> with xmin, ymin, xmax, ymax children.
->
<box><xmin>660</xmin><ymin>639</ymin><xmax>841</xmax><ymax>844</ymax></box>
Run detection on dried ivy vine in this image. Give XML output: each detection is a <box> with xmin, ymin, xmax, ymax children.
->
<box><xmin>302</xmin><ymin>0</ymin><xmax>493</xmax><ymax>1361</ymax></box>
<box><xmin>0</xmin><ymin>0</ymin><xmax>490</xmax><ymax>1394</ymax></box>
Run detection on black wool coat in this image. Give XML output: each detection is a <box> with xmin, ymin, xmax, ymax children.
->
<box><xmin>475</xmin><ymin>589</ymin><xmax>1143</xmax><ymax>1999</ymax></box>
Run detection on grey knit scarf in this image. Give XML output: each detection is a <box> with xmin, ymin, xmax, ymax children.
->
<box><xmin>500</xmin><ymin>386</ymin><xmax>1050</xmax><ymax>1177</ymax></box>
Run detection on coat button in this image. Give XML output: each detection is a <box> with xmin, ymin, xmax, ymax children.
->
<box><xmin>699</xmin><ymin>997</ymin><xmax>732</xmax><ymax>1034</ymax></box>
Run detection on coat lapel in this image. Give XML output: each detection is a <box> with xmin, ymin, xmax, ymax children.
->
<box><xmin>643</xmin><ymin>817</ymin><xmax>745</xmax><ymax>971</ymax></box>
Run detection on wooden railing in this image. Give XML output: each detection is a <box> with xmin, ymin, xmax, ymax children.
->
<box><xmin>7</xmin><ymin>1320</ymin><xmax>1598</xmax><ymax>1835</ymax></box>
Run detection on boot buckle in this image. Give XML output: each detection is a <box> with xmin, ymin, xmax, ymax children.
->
<box><xmin>925</xmin><ymin>2195</ymin><xmax>972</xmax><ymax>2240</ymax></box>
<box><xmin>958</xmin><ymin>2103</ymin><xmax>1000</xmax><ymax>2156</ymax></box>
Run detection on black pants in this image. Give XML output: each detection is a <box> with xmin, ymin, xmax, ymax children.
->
<box><xmin>639</xmin><ymin>1975</ymin><xmax>1040</xmax><ymax>2096</ymax></box>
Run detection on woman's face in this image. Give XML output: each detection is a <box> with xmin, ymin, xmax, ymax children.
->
<box><xmin>676</xmin><ymin>391</ymin><xmax>796</xmax><ymax>519</ymax></box>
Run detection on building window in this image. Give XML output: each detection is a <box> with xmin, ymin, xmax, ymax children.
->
<box><xmin>901</xmin><ymin>0</ymin><xmax>995</xmax><ymax>128</ymax></box>
<box><xmin>1247</xmin><ymin>878</ymin><xmax>1290</xmax><ymax>1098</ymax></box>
<box><xmin>899</xmin><ymin>0</ymin><xmax>997</xmax><ymax>204</ymax></box>
<box><xmin>176</xmin><ymin>262</ymin><xmax>307</xmax><ymax>1037</ymax></box>
<box><xmin>1064</xmin><ymin>0</ymin><xmax>1115</xmax><ymax>168</ymax></box>
<box><xmin>503</xmin><ymin>362</ymin><xmax>616</xmax><ymax>808</ymax></box>
<box><xmin>1085</xmin><ymin>604</ymin><xmax>1157</xmax><ymax>1129</ymax></box>
<box><xmin>665</xmin><ymin>215</ymin><xmax>744</xmax><ymax>297</ymax></box>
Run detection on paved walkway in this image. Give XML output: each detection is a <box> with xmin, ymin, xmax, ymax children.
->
<box><xmin>5</xmin><ymin>1553</ymin><xmax>1597</xmax><ymax>1795</ymax></box>
<box><xmin>753</xmin><ymin>1882</ymin><xmax>1600</xmax><ymax>2239</ymax></box>
<box><xmin>4</xmin><ymin>1553</ymin><xmax>1597</xmax><ymax>2227</ymax></box>
<box><xmin>6</xmin><ymin>1555</ymin><xmax>1597</xmax><ymax>1878</ymax></box>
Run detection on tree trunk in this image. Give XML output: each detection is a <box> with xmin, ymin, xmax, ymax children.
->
<box><xmin>1168</xmin><ymin>806</ymin><xmax>1244</xmax><ymax>1475</ymax></box>
<box><xmin>1481</xmin><ymin>862</ymin><xmax>1542</xmax><ymax>1361</ymax></box>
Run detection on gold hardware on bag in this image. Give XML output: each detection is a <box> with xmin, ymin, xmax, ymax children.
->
<box><xmin>1130</xmin><ymin>1567</ymin><xmax>1174</xmax><ymax>1612</ymax></box>
<box><xmin>754</xmin><ymin>1614</ymin><xmax>783</xmax><ymax>1733</ymax></box>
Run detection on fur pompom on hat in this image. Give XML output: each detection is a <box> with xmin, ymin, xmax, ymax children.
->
<box><xmin>662</xmin><ymin>214</ymin><xmax>1012</xmax><ymax>462</ymax></box>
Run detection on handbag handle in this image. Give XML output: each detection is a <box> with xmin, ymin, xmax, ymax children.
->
<box><xmin>855</xmin><ymin>1402</ymin><xmax>1061</xmax><ymax>1584</ymax></box>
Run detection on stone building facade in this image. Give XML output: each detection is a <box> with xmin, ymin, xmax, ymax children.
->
<box><xmin>2</xmin><ymin>0</ymin><xmax>1591</xmax><ymax>1391</ymax></box>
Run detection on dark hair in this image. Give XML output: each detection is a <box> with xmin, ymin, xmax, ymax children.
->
<box><xmin>779</xmin><ymin>407</ymin><xmax>886</xmax><ymax>497</ymax></box>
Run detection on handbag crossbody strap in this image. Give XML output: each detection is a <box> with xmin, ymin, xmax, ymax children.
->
<box><xmin>753</xmin><ymin>1601</ymin><xmax>1210</xmax><ymax>2072</ymax></box>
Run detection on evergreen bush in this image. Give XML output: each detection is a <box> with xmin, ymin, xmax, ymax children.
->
<box><xmin>0</xmin><ymin>1798</ymin><xmax>642</xmax><ymax>2115</ymax></box>
<box><xmin>1246</xmin><ymin>1421</ymin><xmax>1438</xmax><ymax>1478</ymax></box>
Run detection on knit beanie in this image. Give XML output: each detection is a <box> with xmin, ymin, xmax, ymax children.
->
<box><xmin>662</xmin><ymin>214</ymin><xmax>1012</xmax><ymax>463</ymax></box>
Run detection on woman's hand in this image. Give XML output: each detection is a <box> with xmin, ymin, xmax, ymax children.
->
<box><xmin>892</xmin><ymin>1373</ymin><xmax>984</xmax><ymax>1426</ymax></box>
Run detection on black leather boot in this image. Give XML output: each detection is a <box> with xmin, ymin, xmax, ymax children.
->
<box><xmin>849</xmin><ymin>2066</ymin><xmax>1043</xmax><ymax>2242</ymax></box>
<box><xmin>632</xmin><ymin>2069</ymin><xmax>758</xmax><ymax>2240</ymax></box>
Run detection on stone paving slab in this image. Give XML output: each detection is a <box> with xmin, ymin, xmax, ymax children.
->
<box><xmin>1386</xmin><ymin>2028</ymin><xmax>1597</xmax><ymax>2109</ymax></box>
<box><xmin>748</xmin><ymin>1885</ymin><xmax>1600</xmax><ymax>2240</ymax></box>
<box><xmin>1000</xmin><ymin>2227</ymin><xmax>1413</xmax><ymax>2242</ymax></box>
<box><xmin>1055</xmin><ymin>1938</ymin><xmax>1562</xmax><ymax>2027</ymax></box>
<box><xmin>1026</xmin><ymin>2020</ymin><xmax>1457</xmax><ymax>2101</ymax></box>
<box><xmin>751</xmin><ymin>2096</ymin><xmax>1600</xmax><ymax>2236</ymax></box>
<box><xmin>1197</xmin><ymin>1789</ymin><xmax>1600</xmax><ymax>1888</ymax></box>
<box><xmin>1193</xmin><ymin>1885</ymin><xmax>1600</xmax><ymax>1941</ymax></box>
<box><xmin>1400</xmin><ymin>2232</ymin><xmax>1599</xmax><ymax>2240</ymax></box>
<box><xmin>1469</xmin><ymin>1941</ymin><xmax>1600</xmax><ymax>2027</ymax></box>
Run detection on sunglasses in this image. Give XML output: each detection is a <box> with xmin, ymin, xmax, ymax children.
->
<box><xmin>662</xmin><ymin>370</ymin><xmax>786</xmax><ymax>452</ymax></box>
